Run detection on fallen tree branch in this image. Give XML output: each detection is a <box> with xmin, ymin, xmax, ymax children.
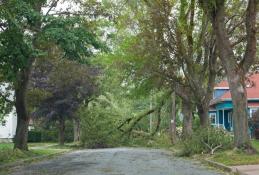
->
<box><xmin>202</xmin><ymin>140</ymin><xmax>222</xmax><ymax>155</ymax></box>
<box><xmin>151</xmin><ymin>102</ymin><xmax>163</xmax><ymax>136</ymax></box>
<box><xmin>117</xmin><ymin>117</ymin><xmax>132</xmax><ymax>132</ymax></box>
<box><xmin>123</xmin><ymin>108</ymin><xmax>157</xmax><ymax>134</ymax></box>
<box><xmin>117</xmin><ymin>91</ymin><xmax>171</xmax><ymax>135</ymax></box>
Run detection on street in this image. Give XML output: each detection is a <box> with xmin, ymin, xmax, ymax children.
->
<box><xmin>8</xmin><ymin>148</ymin><xmax>224</xmax><ymax>175</ymax></box>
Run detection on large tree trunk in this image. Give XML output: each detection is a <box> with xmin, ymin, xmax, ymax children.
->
<box><xmin>227</xmin><ymin>71</ymin><xmax>250</xmax><ymax>148</ymax></box>
<box><xmin>197</xmin><ymin>104</ymin><xmax>209</xmax><ymax>127</ymax></box>
<box><xmin>170</xmin><ymin>92</ymin><xmax>177</xmax><ymax>144</ymax></box>
<box><xmin>14</xmin><ymin>93</ymin><xmax>29</xmax><ymax>150</ymax></box>
<box><xmin>203</xmin><ymin>0</ymin><xmax>257</xmax><ymax>149</ymax></box>
<box><xmin>58</xmin><ymin>117</ymin><xmax>65</xmax><ymax>146</ymax></box>
<box><xmin>14</xmin><ymin>71</ymin><xmax>30</xmax><ymax>150</ymax></box>
<box><xmin>73</xmin><ymin>118</ymin><xmax>80</xmax><ymax>142</ymax></box>
<box><xmin>182</xmin><ymin>99</ymin><xmax>193</xmax><ymax>138</ymax></box>
<box><xmin>13</xmin><ymin>0</ymin><xmax>44</xmax><ymax>151</ymax></box>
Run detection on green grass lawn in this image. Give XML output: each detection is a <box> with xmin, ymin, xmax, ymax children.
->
<box><xmin>0</xmin><ymin>142</ymin><xmax>71</xmax><ymax>165</ymax></box>
<box><xmin>211</xmin><ymin>140</ymin><xmax>259</xmax><ymax>166</ymax></box>
<box><xmin>0</xmin><ymin>143</ymin><xmax>13</xmax><ymax>150</ymax></box>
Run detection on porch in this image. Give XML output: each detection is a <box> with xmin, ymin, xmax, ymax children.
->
<box><xmin>209</xmin><ymin>109</ymin><xmax>233</xmax><ymax>131</ymax></box>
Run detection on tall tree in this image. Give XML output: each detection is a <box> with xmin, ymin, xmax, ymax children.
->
<box><xmin>199</xmin><ymin>0</ymin><xmax>258</xmax><ymax>149</ymax></box>
<box><xmin>117</xmin><ymin>0</ymin><xmax>218</xmax><ymax>128</ymax></box>
<box><xmin>30</xmin><ymin>57</ymin><xmax>97</xmax><ymax>145</ymax></box>
<box><xmin>150</xmin><ymin>0</ymin><xmax>218</xmax><ymax>127</ymax></box>
<box><xmin>0</xmin><ymin>0</ymin><xmax>102</xmax><ymax>150</ymax></box>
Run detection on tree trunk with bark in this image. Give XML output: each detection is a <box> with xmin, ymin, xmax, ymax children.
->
<box><xmin>182</xmin><ymin>99</ymin><xmax>193</xmax><ymax>139</ymax></box>
<box><xmin>12</xmin><ymin>0</ymin><xmax>45</xmax><ymax>151</ymax></box>
<box><xmin>73</xmin><ymin>118</ymin><xmax>80</xmax><ymax>142</ymax></box>
<box><xmin>227</xmin><ymin>71</ymin><xmax>250</xmax><ymax>147</ymax></box>
<box><xmin>58</xmin><ymin>117</ymin><xmax>65</xmax><ymax>146</ymax></box>
<box><xmin>197</xmin><ymin>104</ymin><xmax>209</xmax><ymax>127</ymax></box>
<box><xmin>199</xmin><ymin>0</ymin><xmax>257</xmax><ymax>149</ymax></box>
<box><xmin>170</xmin><ymin>92</ymin><xmax>177</xmax><ymax>144</ymax></box>
<box><xmin>14</xmin><ymin>70</ymin><xmax>30</xmax><ymax>150</ymax></box>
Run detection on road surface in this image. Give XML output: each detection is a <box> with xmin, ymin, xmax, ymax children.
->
<box><xmin>9</xmin><ymin>148</ymin><xmax>224</xmax><ymax>175</ymax></box>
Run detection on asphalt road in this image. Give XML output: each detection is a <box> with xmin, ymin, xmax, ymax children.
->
<box><xmin>9</xmin><ymin>148</ymin><xmax>224</xmax><ymax>175</ymax></box>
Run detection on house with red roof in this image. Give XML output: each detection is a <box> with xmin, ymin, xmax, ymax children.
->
<box><xmin>209</xmin><ymin>73</ymin><xmax>259</xmax><ymax>131</ymax></box>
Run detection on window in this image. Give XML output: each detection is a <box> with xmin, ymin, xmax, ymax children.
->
<box><xmin>210</xmin><ymin>113</ymin><xmax>216</xmax><ymax>125</ymax></box>
<box><xmin>250</xmin><ymin>108</ymin><xmax>259</xmax><ymax>118</ymax></box>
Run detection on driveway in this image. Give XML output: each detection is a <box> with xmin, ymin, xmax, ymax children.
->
<box><xmin>9</xmin><ymin>148</ymin><xmax>223</xmax><ymax>175</ymax></box>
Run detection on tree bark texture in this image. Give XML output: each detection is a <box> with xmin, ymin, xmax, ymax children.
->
<box><xmin>199</xmin><ymin>0</ymin><xmax>257</xmax><ymax>148</ymax></box>
<box><xmin>182</xmin><ymin>99</ymin><xmax>193</xmax><ymax>139</ymax></box>
<box><xmin>197</xmin><ymin>104</ymin><xmax>209</xmax><ymax>127</ymax></box>
<box><xmin>73</xmin><ymin>118</ymin><xmax>80</xmax><ymax>142</ymax></box>
<box><xmin>170</xmin><ymin>92</ymin><xmax>177</xmax><ymax>144</ymax></box>
<box><xmin>14</xmin><ymin>70</ymin><xmax>30</xmax><ymax>150</ymax></box>
<box><xmin>58</xmin><ymin>117</ymin><xmax>65</xmax><ymax>146</ymax></box>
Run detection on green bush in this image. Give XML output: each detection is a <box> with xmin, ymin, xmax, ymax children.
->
<box><xmin>41</xmin><ymin>130</ymin><xmax>58</xmax><ymax>142</ymax></box>
<box><xmin>79</xmin><ymin>101</ymin><xmax>122</xmax><ymax>148</ymax></box>
<box><xmin>179</xmin><ymin>127</ymin><xmax>233</xmax><ymax>156</ymax></box>
<box><xmin>28</xmin><ymin>131</ymin><xmax>42</xmax><ymax>142</ymax></box>
<box><xmin>64</xmin><ymin>121</ymin><xmax>74</xmax><ymax>142</ymax></box>
<box><xmin>125</xmin><ymin>132</ymin><xmax>172</xmax><ymax>148</ymax></box>
<box><xmin>37</xmin><ymin>121</ymin><xmax>74</xmax><ymax>143</ymax></box>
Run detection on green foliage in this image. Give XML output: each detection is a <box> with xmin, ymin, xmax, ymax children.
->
<box><xmin>0</xmin><ymin>142</ymin><xmax>67</xmax><ymax>164</ymax></box>
<box><xmin>179</xmin><ymin>127</ymin><xmax>233</xmax><ymax>156</ymax></box>
<box><xmin>40</xmin><ymin>16</ymin><xmax>105</xmax><ymax>62</ymax></box>
<box><xmin>79</xmin><ymin>99</ymin><xmax>122</xmax><ymax>148</ymax></box>
<box><xmin>0</xmin><ymin>0</ymin><xmax>104</xmax><ymax>82</ymax></box>
<box><xmin>0</xmin><ymin>148</ymin><xmax>31</xmax><ymax>164</ymax></box>
<box><xmin>78</xmin><ymin>86</ymin><xmax>150</xmax><ymax>148</ymax></box>
<box><xmin>126</xmin><ymin>132</ymin><xmax>172</xmax><ymax>148</ymax></box>
<box><xmin>26</xmin><ymin>88</ymin><xmax>51</xmax><ymax>113</ymax></box>
<box><xmin>211</xmin><ymin>140</ymin><xmax>259</xmax><ymax>166</ymax></box>
<box><xmin>0</xmin><ymin>0</ymin><xmax>41</xmax><ymax>80</ymax></box>
<box><xmin>34</xmin><ymin>121</ymin><xmax>74</xmax><ymax>143</ymax></box>
<box><xmin>41</xmin><ymin>130</ymin><xmax>58</xmax><ymax>142</ymax></box>
<box><xmin>28</xmin><ymin>131</ymin><xmax>42</xmax><ymax>142</ymax></box>
<box><xmin>0</xmin><ymin>84</ymin><xmax>13</xmax><ymax>122</ymax></box>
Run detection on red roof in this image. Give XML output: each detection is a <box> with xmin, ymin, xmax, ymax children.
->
<box><xmin>218</xmin><ymin>73</ymin><xmax>259</xmax><ymax>100</ymax></box>
<box><xmin>215</xmin><ymin>80</ymin><xmax>229</xmax><ymax>88</ymax></box>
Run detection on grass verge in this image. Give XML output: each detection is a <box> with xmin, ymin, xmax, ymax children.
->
<box><xmin>209</xmin><ymin>140</ymin><xmax>259</xmax><ymax>166</ymax></box>
<box><xmin>0</xmin><ymin>142</ymin><xmax>71</xmax><ymax>165</ymax></box>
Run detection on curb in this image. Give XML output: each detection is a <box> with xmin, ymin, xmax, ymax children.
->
<box><xmin>0</xmin><ymin>150</ymin><xmax>70</xmax><ymax>171</ymax></box>
<box><xmin>202</xmin><ymin>158</ymin><xmax>241</xmax><ymax>175</ymax></box>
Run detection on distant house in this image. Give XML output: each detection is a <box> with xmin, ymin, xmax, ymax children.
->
<box><xmin>209</xmin><ymin>73</ymin><xmax>259</xmax><ymax>131</ymax></box>
<box><xmin>0</xmin><ymin>109</ymin><xmax>17</xmax><ymax>142</ymax></box>
<box><xmin>0</xmin><ymin>84</ymin><xmax>16</xmax><ymax>143</ymax></box>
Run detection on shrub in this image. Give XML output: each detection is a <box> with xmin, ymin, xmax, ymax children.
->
<box><xmin>28</xmin><ymin>131</ymin><xmax>42</xmax><ymax>142</ymax></box>
<box><xmin>152</xmin><ymin>132</ymin><xmax>172</xmax><ymax>148</ymax></box>
<box><xmin>179</xmin><ymin>127</ymin><xmax>233</xmax><ymax>156</ymax></box>
<box><xmin>79</xmin><ymin>102</ymin><xmax>122</xmax><ymax>148</ymax></box>
<box><xmin>41</xmin><ymin>130</ymin><xmax>58</xmax><ymax>142</ymax></box>
<box><xmin>36</xmin><ymin>121</ymin><xmax>74</xmax><ymax>143</ymax></box>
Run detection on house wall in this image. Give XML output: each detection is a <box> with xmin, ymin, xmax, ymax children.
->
<box><xmin>209</xmin><ymin>101</ymin><xmax>259</xmax><ymax>132</ymax></box>
<box><xmin>0</xmin><ymin>108</ymin><xmax>17</xmax><ymax>142</ymax></box>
